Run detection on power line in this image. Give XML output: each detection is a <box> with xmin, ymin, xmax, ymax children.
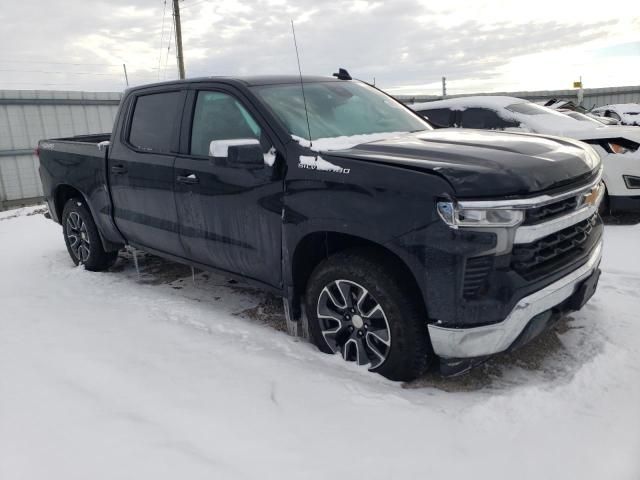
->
<box><xmin>158</xmin><ymin>0</ymin><xmax>168</xmax><ymax>80</ymax></box>
<box><xmin>0</xmin><ymin>60</ymin><xmax>135</xmax><ymax>67</ymax></box>
<box><xmin>0</xmin><ymin>69</ymin><xmax>157</xmax><ymax>77</ymax></box>
<box><xmin>163</xmin><ymin>10</ymin><xmax>176</xmax><ymax>80</ymax></box>
<box><xmin>180</xmin><ymin>0</ymin><xmax>210</xmax><ymax>10</ymax></box>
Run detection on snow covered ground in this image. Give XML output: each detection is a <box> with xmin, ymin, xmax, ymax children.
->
<box><xmin>1</xmin><ymin>207</ymin><xmax>639</xmax><ymax>480</ymax></box>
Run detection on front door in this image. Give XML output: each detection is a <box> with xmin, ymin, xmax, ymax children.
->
<box><xmin>108</xmin><ymin>89</ymin><xmax>186</xmax><ymax>256</ymax></box>
<box><xmin>173</xmin><ymin>88</ymin><xmax>283</xmax><ymax>287</ymax></box>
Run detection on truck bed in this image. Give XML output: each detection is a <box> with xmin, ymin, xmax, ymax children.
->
<box><xmin>38</xmin><ymin>133</ymin><xmax>118</xmax><ymax>241</ymax></box>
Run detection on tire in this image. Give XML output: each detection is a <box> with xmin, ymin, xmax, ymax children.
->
<box><xmin>305</xmin><ymin>250</ymin><xmax>432</xmax><ymax>381</ymax></box>
<box><xmin>61</xmin><ymin>198</ymin><xmax>118</xmax><ymax>271</ymax></box>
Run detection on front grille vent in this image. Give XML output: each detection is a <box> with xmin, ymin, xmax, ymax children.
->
<box><xmin>463</xmin><ymin>256</ymin><xmax>493</xmax><ymax>298</ymax></box>
<box><xmin>524</xmin><ymin>196</ymin><xmax>579</xmax><ymax>225</ymax></box>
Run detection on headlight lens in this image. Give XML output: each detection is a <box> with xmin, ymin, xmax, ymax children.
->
<box><xmin>437</xmin><ymin>201</ymin><xmax>524</xmax><ymax>228</ymax></box>
<box><xmin>608</xmin><ymin>142</ymin><xmax>629</xmax><ymax>154</ymax></box>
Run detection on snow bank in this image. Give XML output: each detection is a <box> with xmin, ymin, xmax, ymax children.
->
<box><xmin>1</xmin><ymin>211</ymin><xmax>639</xmax><ymax>479</ymax></box>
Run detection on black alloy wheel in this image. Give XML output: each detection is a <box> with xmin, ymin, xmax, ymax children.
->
<box><xmin>317</xmin><ymin>279</ymin><xmax>391</xmax><ymax>369</ymax></box>
<box><xmin>65</xmin><ymin>211</ymin><xmax>91</xmax><ymax>263</ymax></box>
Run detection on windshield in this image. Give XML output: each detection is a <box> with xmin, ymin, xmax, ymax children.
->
<box><xmin>505</xmin><ymin>102</ymin><xmax>569</xmax><ymax>116</ymax></box>
<box><xmin>251</xmin><ymin>81</ymin><xmax>431</xmax><ymax>141</ymax></box>
<box><xmin>565</xmin><ymin>111</ymin><xmax>603</xmax><ymax>125</ymax></box>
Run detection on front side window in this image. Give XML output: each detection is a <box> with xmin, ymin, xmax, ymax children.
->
<box><xmin>190</xmin><ymin>91</ymin><xmax>263</xmax><ymax>156</ymax></box>
<box><xmin>417</xmin><ymin>108</ymin><xmax>453</xmax><ymax>128</ymax></box>
<box><xmin>252</xmin><ymin>81</ymin><xmax>430</xmax><ymax>141</ymax></box>
<box><xmin>460</xmin><ymin>108</ymin><xmax>519</xmax><ymax>130</ymax></box>
<box><xmin>128</xmin><ymin>91</ymin><xmax>182</xmax><ymax>153</ymax></box>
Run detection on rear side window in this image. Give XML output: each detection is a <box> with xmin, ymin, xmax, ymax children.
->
<box><xmin>128</xmin><ymin>91</ymin><xmax>182</xmax><ymax>153</ymax></box>
<box><xmin>416</xmin><ymin>108</ymin><xmax>452</xmax><ymax>128</ymax></box>
<box><xmin>459</xmin><ymin>108</ymin><xmax>519</xmax><ymax>129</ymax></box>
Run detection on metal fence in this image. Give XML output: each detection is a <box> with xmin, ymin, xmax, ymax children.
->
<box><xmin>0</xmin><ymin>90</ymin><xmax>121</xmax><ymax>210</ymax></box>
<box><xmin>394</xmin><ymin>85</ymin><xmax>640</xmax><ymax>109</ymax></box>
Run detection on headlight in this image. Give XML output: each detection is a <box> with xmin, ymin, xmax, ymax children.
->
<box><xmin>608</xmin><ymin>142</ymin><xmax>629</xmax><ymax>154</ymax></box>
<box><xmin>436</xmin><ymin>201</ymin><xmax>524</xmax><ymax>228</ymax></box>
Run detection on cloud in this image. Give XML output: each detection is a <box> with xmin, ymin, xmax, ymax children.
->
<box><xmin>0</xmin><ymin>0</ymin><xmax>632</xmax><ymax>92</ymax></box>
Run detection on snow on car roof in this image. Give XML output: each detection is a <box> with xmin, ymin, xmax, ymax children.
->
<box><xmin>409</xmin><ymin>95</ymin><xmax>524</xmax><ymax>111</ymax></box>
<box><xmin>407</xmin><ymin>95</ymin><xmax>640</xmax><ymax>141</ymax></box>
<box><xmin>595</xmin><ymin>103</ymin><xmax>640</xmax><ymax>114</ymax></box>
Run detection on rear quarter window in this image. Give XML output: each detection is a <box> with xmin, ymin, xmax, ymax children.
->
<box><xmin>128</xmin><ymin>91</ymin><xmax>183</xmax><ymax>153</ymax></box>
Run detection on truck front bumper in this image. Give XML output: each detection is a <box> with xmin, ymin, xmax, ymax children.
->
<box><xmin>428</xmin><ymin>240</ymin><xmax>602</xmax><ymax>359</ymax></box>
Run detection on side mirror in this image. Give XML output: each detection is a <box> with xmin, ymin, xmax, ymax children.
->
<box><xmin>209</xmin><ymin>139</ymin><xmax>263</xmax><ymax>167</ymax></box>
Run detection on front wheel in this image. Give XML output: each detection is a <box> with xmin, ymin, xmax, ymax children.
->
<box><xmin>61</xmin><ymin>198</ymin><xmax>118</xmax><ymax>271</ymax></box>
<box><xmin>305</xmin><ymin>250</ymin><xmax>433</xmax><ymax>381</ymax></box>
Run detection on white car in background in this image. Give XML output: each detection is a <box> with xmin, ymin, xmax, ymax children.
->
<box><xmin>543</xmin><ymin>100</ymin><xmax>621</xmax><ymax>125</ymax></box>
<box><xmin>410</xmin><ymin>96</ymin><xmax>640</xmax><ymax>213</ymax></box>
<box><xmin>591</xmin><ymin>104</ymin><xmax>640</xmax><ymax>126</ymax></box>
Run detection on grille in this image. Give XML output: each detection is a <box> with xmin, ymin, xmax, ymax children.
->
<box><xmin>512</xmin><ymin>214</ymin><xmax>598</xmax><ymax>280</ymax></box>
<box><xmin>524</xmin><ymin>196</ymin><xmax>579</xmax><ymax>225</ymax></box>
<box><xmin>463</xmin><ymin>256</ymin><xmax>494</xmax><ymax>298</ymax></box>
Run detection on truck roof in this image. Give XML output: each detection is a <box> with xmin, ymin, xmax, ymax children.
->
<box><xmin>125</xmin><ymin>75</ymin><xmax>342</xmax><ymax>94</ymax></box>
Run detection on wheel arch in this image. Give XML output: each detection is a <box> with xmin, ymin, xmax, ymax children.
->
<box><xmin>54</xmin><ymin>184</ymin><xmax>85</xmax><ymax>222</ymax></box>
<box><xmin>289</xmin><ymin>231</ymin><xmax>427</xmax><ymax>320</ymax></box>
<box><xmin>54</xmin><ymin>184</ymin><xmax>121</xmax><ymax>252</ymax></box>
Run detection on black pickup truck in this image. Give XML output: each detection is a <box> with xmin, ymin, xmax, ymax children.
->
<box><xmin>38</xmin><ymin>74</ymin><xmax>604</xmax><ymax>380</ymax></box>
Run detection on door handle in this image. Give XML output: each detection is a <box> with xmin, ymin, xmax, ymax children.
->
<box><xmin>111</xmin><ymin>165</ymin><xmax>127</xmax><ymax>174</ymax></box>
<box><xmin>177</xmin><ymin>173</ymin><xmax>199</xmax><ymax>184</ymax></box>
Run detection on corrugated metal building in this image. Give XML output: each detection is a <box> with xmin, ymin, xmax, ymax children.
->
<box><xmin>0</xmin><ymin>90</ymin><xmax>121</xmax><ymax>210</ymax></box>
<box><xmin>395</xmin><ymin>85</ymin><xmax>640</xmax><ymax>109</ymax></box>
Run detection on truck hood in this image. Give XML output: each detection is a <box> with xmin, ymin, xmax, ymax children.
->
<box><xmin>324</xmin><ymin>129</ymin><xmax>600</xmax><ymax>198</ymax></box>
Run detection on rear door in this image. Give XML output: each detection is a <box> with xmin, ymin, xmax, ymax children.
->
<box><xmin>108</xmin><ymin>89</ymin><xmax>187</xmax><ymax>256</ymax></box>
<box><xmin>173</xmin><ymin>86</ymin><xmax>284</xmax><ymax>287</ymax></box>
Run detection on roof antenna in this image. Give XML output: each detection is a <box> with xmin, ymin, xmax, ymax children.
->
<box><xmin>290</xmin><ymin>20</ymin><xmax>313</xmax><ymax>147</ymax></box>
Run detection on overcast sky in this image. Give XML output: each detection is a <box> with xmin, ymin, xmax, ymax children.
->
<box><xmin>0</xmin><ymin>0</ymin><xmax>638</xmax><ymax>94</ymax></box>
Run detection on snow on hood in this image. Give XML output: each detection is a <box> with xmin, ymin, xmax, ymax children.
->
<box><xmin>410</xmin><ymin>96</ymin><xmax>640</xmax><ymax>143</ymax></box>
<box><xmin>292</xmin><ymin>131</ymin><xmax>413</xmax><ymax>152</ymax></box>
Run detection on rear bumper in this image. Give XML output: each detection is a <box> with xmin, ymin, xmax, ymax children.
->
<box><xmin>428</xmin><ymin>240</ymin><xmax>602</xmax><ymax>359</ymax></box>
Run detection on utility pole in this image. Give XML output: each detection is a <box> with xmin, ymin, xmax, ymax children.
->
<box><xmin>122</xmin><ymin>63</ymin><xmax>129</xmax><ymax>87</ymax></box>
<box><xmin>442</xmin><ymin>76</ymin><xmax>447</xmax><ymax>98</ymax></box>
<box><xmin>577</xmin><ymin>75</ymin><xmax>584</xmax><ymax>106</ymax></box>
<box><xmin>172</xmin><ymin>0</ymin><xmax>186</xmax><ymax>79</ymax></box>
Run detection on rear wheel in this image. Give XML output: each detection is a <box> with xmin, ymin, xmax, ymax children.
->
<box><xmin>305</xmin><ymin>250</ymin><xmax>432</xmax><ymax>381</ymax></box>
<box><xmin>62</xmin><ymin>198</ymin><xmax>118</xmax><ymax>271</ymax></box>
